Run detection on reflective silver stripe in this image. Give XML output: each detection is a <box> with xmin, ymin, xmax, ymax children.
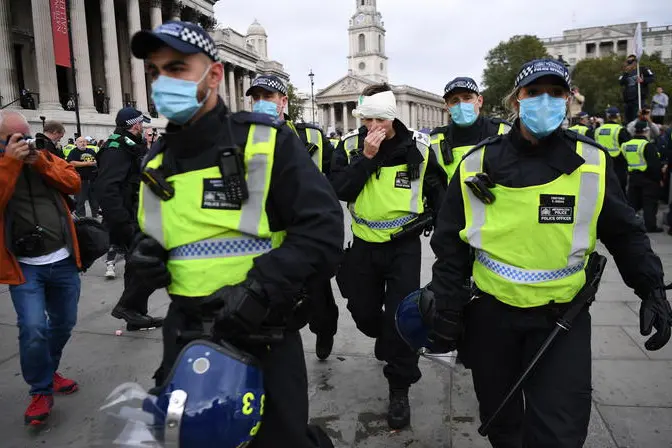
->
<box><xmin>239</xmin><ymin>126</ymin><xmax>272</xmax><ymax>235</ymax></box>
<box><xmin>476</xmin><ymin>250</ymin><xmax>585</xmax><ymax>284</ymax></box>
<box><xmin>581</xmin><ymin>143</ymin><xmax>600</xmax><ymax>166</ymax></box>
<box><xmin>306</xmin><ymin>128</ymin><xmax>321</xmax><ymax>166</ymax></box>
<box><xmin>500</xmin><ymin>124</ymin><xmax>512</xmax><ymax>134</ymax></box>
<box><xmin>410</xmin><ymin>143</ymin><xmax>429</xmax><ymax>214</ymax></box>
<box><xmin>430</xmin><ymin>142</ymin><xmax>441</xmax><ymax>164</ymax></box>
<box><xmin>344</xmin><ymin>136</ymin><xmax>358</xmax><ymax>151</ymax></box>
<box><xmin>349</xmin><ymin>205</ymin><xmax>417</xmax><ymax>230</ymax></box>
<box><xmin>169</xmin><ymin>236</ymin><xmax>272</xmax><ymax>260</ymax></box>
<box><xmin>141</xmin><ymin>182</ymin><xmax>165</xmax><ymax>247</ymax></box>
<box><xmin>568</xmin><ymin>171</ymin><xmax>599</xmax><ymax>265</ymax></box>
<box><xmin>463</xmin><ymin>148</ymin><xmax>485</xmax><ymax>248</ymax></box>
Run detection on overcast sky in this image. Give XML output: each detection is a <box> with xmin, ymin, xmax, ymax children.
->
<box><xmin>214</xmin><ymin>0</ymin><xmax>670</xmax><ymax>94</ymax></box>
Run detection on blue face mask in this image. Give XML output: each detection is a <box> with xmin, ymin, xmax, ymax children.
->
<box><xmin>449</xmin><ymin>102</ymin><xmax>478</xmax><ymax>127</ymax></box>
<box><xmin>151</xmin><ymin>65</ymin><xmax>212</xmax><ymax>125</ymax></box>
<box><xmin>253</xmin><ymin>100</ymin><xmax>280</xmax><ymax>117</ymax></box>
<box><xmin>519</xmin><ymin>94</ymin><xmax>567</xmax><ymax>138</ymax></box>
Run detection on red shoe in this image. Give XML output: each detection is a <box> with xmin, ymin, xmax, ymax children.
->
<box><xmin>53</xmin><ymin>372</ymin><xmax>79</xmax><ymax>395</ymax></box>
<box><xmin>25</xmin><ymin>394</ymin><xmax>54</xmax><ymax>426</ymax></box>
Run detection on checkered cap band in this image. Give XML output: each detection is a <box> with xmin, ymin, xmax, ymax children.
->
<box><xmin>445</xmin><ymin>79</ymin><xmax>479</xmax><ymax>95</ymax></box>
<box><xmin>125</xmin><ymin>114</ymin><xmax>145</xmax><ymax>126</ymax></box>
<box><xmin>169</xmin><ymin>237</ymin><xmax>272</xmax><ymax>259</ymax></box>
<box><xmin>155</xmin><ymin>22</ymin><xmax>218</xmax><ymax>61</ymax></box>
<box><xmin>351</xmin><ymin>211</ymin><xmax>418</xmax><ymax>230</ymax></box>
<box><xmin>476</xmin><ymin>251</ymin><xmax>584</xmax><ymax>284</ymax></box>
<box><xmin>251</xmin><ymin>76</ymin><xmax>288</xmax><ymax>96</ymax></box>
<box><xmin>514</xmin><ymin>60</ymin><xmax>570</xmax><ymax>88</ymax></box>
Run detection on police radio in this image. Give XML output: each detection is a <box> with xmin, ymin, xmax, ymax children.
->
<box><xmin>218</xmin><ymin>147</ymin><xmax>249</xmax><ymax>203</ymax></box>
<box><xmin>464</xmin><ymin>173</ymin><xmax>496</xmax><ymax>205</ymax></box>
<box><xmin>440</xmin><ymin>139</ymin><xmax>454</xmax><ymax>164</ymax></box>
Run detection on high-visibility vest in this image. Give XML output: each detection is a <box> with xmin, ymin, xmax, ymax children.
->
<box><xmin>137</xmin><ymin>124</ymin><xmax>281</xmax><ymax>297</ymax></box>
<box><xmin>430</xmin><ymin>122</ymin><xmax>510</xmax><ymax>181</ymax></box>
<box><xmin>622</xmin><ymin>138</ymin><xmax>649</xmax><ymax>172</ymax></box>
<box><xmin>287</xmin><ymin>121</ymin><xmax>324</xmax><ymax>171</ymax></box>
<box><xmin>63</xmin><ymin>144</ymin><xmax>75</xmax><ymax>158</ymax></box>
<box><xmin>330</xmin><ymin>138</ymin><xmax>340</xmax><ymax>147</ymax></box>
<box><xmin>86</xmin><ymin>144</ymin><xmax>99</xmax><ymax>154</ymax></box>
<box><xmin>568</xmin><ymin>125</ymin><xmax>588</xmax><ymax>135</ymax></box>
<box><xmin>342</xmin><ymin>130</ymin><xmax>430</xmax><ymax>243</ymax></box>
<box><xmin>459</xmin><ymin>140</ymin><xmax>606</xmax><ymax>308</ymax></box>
<box><xmin>595</xmin><ymin>123</ymin><xmax>623</xmax><ymax>158</ymax></box>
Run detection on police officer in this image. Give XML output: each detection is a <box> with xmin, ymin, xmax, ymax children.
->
<box><xmin>331</xmin><ymin>83</ymin><xmax>447</xmax><ymax>430</ymax></box>
<box><xmin>95</xmin><ymin>107</ymin><xmax>164</xmax><ymax>331</ymax></box>
<box><xmin>623</xmin><ymin>120</ymin><xmax>663</xmax><ymax>233</ymax></box>
<box><xmin>429</xmin><ymin>59</ymin><xmax>672</xmax><ymax>447</ymax></box>
<box><xmin>595</xmin><ymin>107</ymin><xmax>631</xmax><ymax>192</ymax></box>
<box><xmin>129</xmin><ymin>21</ymin><xmax>342</xmax><ymax>447</ymax></box>
<box><xmin>329</xmin><ymin>132</ymin><xmax>340</xmax><ymax>148</ymax></box>
<box><xmin>62</xmin><ymin>138</ymin><xmax>76</xmax><ymax>158</ymax></box>
<box><xmin>430</xmin><ymin>77</ymin><xmax>510</xmax><ymax>181</ymax></box>
<box><xmin>246</xmin><ymin>75</ymin><xmax>340</xmax><ymax>360</ymax></box>
<box><xmin>568</xmin><ymin>111</ymin><xmax>590</xmax><ymax>136</ymax></box>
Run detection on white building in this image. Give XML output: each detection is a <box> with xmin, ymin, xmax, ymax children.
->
<box><xmin>0</xmin><ymin>0</ymin><xmax>287</xmax><ymax>140</ymax></box>
<box><xmin>541</xmin><ymin>22</ymin><xmax>672</xmax><ymax>68</ymax></box>
<box><xmin>315</xmin><ymin>0</ymin><xmax>446</xmax><ymax>134</ymax></box>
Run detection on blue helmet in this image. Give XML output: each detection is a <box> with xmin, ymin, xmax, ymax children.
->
<box><xmin>395</xmin><ymin>286</ymin><xmax>436</xmax><ymax>352</ymax></box>
<box><xmin>151</xmin><ymin>340</ymin><xmax>265</xmax><ymax>447</ymax></box>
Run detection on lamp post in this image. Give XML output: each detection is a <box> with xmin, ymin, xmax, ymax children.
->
<box><xmin>309</xmin><ymin>69</ymin><xmax>316</xmax><ymax>124</ymax></box>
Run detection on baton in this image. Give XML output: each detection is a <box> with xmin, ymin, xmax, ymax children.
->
<box><xmin>478</xmin><ymin>253</ymin><xmax>607</xmax><ymax>437</ymax></box>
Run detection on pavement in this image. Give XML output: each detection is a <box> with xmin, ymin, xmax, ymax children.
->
<box><xmin>1</xmin><ymin>232</ymin><xmax>672</xmax><ymax>448</ymax></box>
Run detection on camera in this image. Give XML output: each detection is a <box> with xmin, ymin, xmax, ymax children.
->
<box><xmin>13</xmin><ymin>227</ymin><xmax>46</xmax><ymax>257</ymax></box>
<box><xmin>23</xmin><ymin>137</ymin><xmax>46</xmax><ymax>151</ymax></box>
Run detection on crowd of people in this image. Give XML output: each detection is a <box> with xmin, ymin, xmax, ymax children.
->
<box><xmin>1</xmin><ymin>20</ymin><xmax>671</xmax><ymax>448</ymax></box>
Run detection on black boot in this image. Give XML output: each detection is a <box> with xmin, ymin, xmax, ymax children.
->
<box><xmin>315</xmin><ymin>334</ymin><xmax>334</xmax><ymax>360</ymax></box>
<box><xmin>112</xmin><ymin>306</ymin><xmax>164</xmax><ymax>331</ymax></box>
<box><xmin>387</xmin><ymin>388</ymin><xmax>411</xmax><ymax>430</ymax></box>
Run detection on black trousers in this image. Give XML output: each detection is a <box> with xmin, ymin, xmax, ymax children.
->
<box><xmin>156</xmin><ymin>302</ymin><xmax>334</xmax><ymax>448</ymax></box>
<box><xmin>624</xmin><ymin>101</ymin><xmax>639</xmax><ymax>123</ymax></box>
<box><xmin>461</xmin><ymin>295</ymin><xmax>592</xmax><ymax>448</ymax></box>
<box><xmin>307</xmin><ymin>278</ymin><xmax>339</xmax><ymax>337</ymax></box>
<box><xmin>76</xmin><ymin>179</ymin><xmax>99</xmax><ymax>218</ymax></box>
<box><xmin>612</xmin><ymin>156</ymin><xmax>628</xmax><ymax>195</ymax></box>
<box><xmin>114</xmin><ymin>252</ymin><xmax>154</xmax><ymax>315</ymax></box>
<box><xmin>345</xmin><ymin>236</ymin><xmax>421</xmax><ymax>390</ymax></box>
<box><xmin>627</xmin><ymin>173</ymin><xmax>659</xmax><ymax>230</ymax></box>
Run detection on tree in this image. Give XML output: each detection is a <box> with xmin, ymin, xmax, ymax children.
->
<box><xmin>572</xmin><ymin>53</ymin><xmax>672</xmax><ymax>117</ymax></box>
<box><xmin>286</xmin><ymin>82</ymin><xmax>304</xmax><ymax>122</ymax></box>
<box><xmin>481</xmin><ymin>35</ymin><xmax>550</xmax><ymax>115</ymax></box>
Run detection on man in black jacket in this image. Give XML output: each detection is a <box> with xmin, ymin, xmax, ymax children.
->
<box><xmin>619</xmin><ymin>54</ymin><xmax>655</xmax><ymax>122</ymax></box>
<box><xmin>34</xmin><ymin>121</ymin><xmax>65</xmax><ymax>160</ymax></box>
<box><xmin>331</xmin><ymin>83</ymin><xmax>447</xmax><ymax>430</ymax></box>
<box><xmin>95</xmin><ymin>107</ymin><xmax>163</xmax><ymax>330</ymax></box>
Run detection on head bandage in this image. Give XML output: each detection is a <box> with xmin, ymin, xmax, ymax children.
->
<box><xmin>352</xmin><ymin>91</ymin><xmax>397</xmax><ymax>120</ymax></box>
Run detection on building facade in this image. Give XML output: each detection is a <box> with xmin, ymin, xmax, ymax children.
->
<box><xmin>0</xmin><ymin>0</ymin><xmax>287</xmax><ymax>140</ymax></box>
<box><xmin>541</xmin><ymin>22</ymin><xmax>672</xmax><ymax>68</ymax></box>
<box><xmin>315</xmin><ymin>0</ymin><xmax>446</xmax><ymax>134</ymax></box>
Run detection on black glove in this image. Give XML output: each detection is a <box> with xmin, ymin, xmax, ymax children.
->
<box><xmin>640</xmin><ymin>289</ymin><xmax>672</xmax><ymax>351</ymax></box>
<box><xmin>425</xmin><ymin>286</ymin><xmax>464</xmax><ymax>353</ymax></box>
<box><xmin>207</xmin><ymin>279</ymin><xmax>269</xmax><ymax>339</ymax></box>
<box><xmin>127</xmin><ymin>235</ymin><xmax>171</xmax><ymax>290</ymax></box>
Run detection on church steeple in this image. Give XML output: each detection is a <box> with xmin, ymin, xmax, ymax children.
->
<box><xmin>348</xmin><ymin>0</ymin><xmax>387</xmax><ymax>83</ymax></box>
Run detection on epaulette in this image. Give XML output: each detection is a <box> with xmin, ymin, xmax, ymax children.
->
<box><xmin>294</xmin><ymin>122</ymin><xmax>322</xmax><ymax>131</ymax></box>
<box><xmin>124</xmin><ymin>136</ymin><xmax>136</xmax><ymax>147</ymax></box>
<box><xmin>343</xmin><ymin>129</ymin><xmax>360</xmax><ymax>141</ymax></box>
<box><xmin>412</xmin><ymin>130</ymin><xmax>431</xmax><ymax>148</ymax></box>
<box><xmin>429</xmin><ymin>125</ymin><xmax>449</xmax><ymax>136</ymax></box>
<box><xmin>489</xmin><ymin>117</ymin><xmax>512</xmax><ymax>126</ymax></box>
<box><xmin>232</xmin><ymin>111</ymin><xmax>282</xmax><ymax>128</ymax></box>
<box><xmin>463</xmin><ymin>134</ymin><xmax>504</xmax><ymax>159</ymax></box>
<box><xmin>563</xmin><ymin>129</ymin><xmax>609</xmax><ymax>154</ymax></box>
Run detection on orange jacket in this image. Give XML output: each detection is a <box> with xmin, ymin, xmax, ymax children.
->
<box><xmin>0</xmin><ymin>151</ymin><xmax>82</xmax><ymax>285</ymax></box>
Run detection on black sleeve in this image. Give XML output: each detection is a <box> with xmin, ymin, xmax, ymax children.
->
<box><xmin>619</xmin><ymin>73</ymin><xmax>628</xmax><ymax>85</ymax></box>
<box><xmin>597</xmin><ymin>154</ymin><xmax>664</xmax><ymax>293</ymax></box>
<box><xmin>618</xmin><ymin>128</ymin><xmax>631</xmax><ymax>145</ymax></box>
<box><xmin>423</xmin><ymin>148</ymin><xmax>447</xmax><ymax>216</ymax></box>
<box><xmin>329</xmin><ymin>139</ymin><xmax>378</xmax><ymax>202</ymax></box>
<box><xmin>321</xmin><ymin>133</ymin><xmax>335</xmax><ymax>176</ymax></box>
<box><xmin>644</xmin><ymin>143</ymin><xmax>662</xmax><ymax>179</ymax></box>
<box><xmin>66</xmin><ymin>150</ymin><xmax>77</xmax><ymax>162</ymax></box>
<box><xmin>642</xmin><ymin>67</ymin><xmax>655</xmax><ymax>85</ymax></box>
<box><xmin>429</xmin><ymin>168</ymin><xmax>473</xmax><ymax>312</ymax></box>
<box><xmin>247</xmin><ymin>129</ymin><xmax>344</xmax><ymax>305</ymax></box>
<box><xmin>95</xmin><ymin>149</ymin><xmax>132</xmax><ymax>226</ymax></box>
<box><xmin>586</xmin><ymin>128</ymin><xmax>595</xmax><ymax>140</ymax></box>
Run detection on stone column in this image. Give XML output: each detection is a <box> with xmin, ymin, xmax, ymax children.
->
<box><xmin>242</xmin><ymin>70</ymin><xmax>251</xmax><ymax>111</ymax></box>
<box><xmin>404</xmin><ymin>102</ymin><xmax>411</xmax><ymax>127</ymax></box>
<box><xmin>69</xmin><ymin>0</ymin><xmax>96</xmax><ymax>112</ymax></box>
<box><xmin>150</xmin><ymin>0</ymin><xmax>163</xmax><ymax>29</ymax></box>
<box><xmin>31</xmin><ymin>0</ymin><xmax>62</xmax><ymax>110</ymax></box>
<box><xmin>101</xmin><ymin>0</ymin><xmax>123</xmax><ymax>112</ymax></box>
<box><xmin>227</xmin><ymin>65</ymin><xmax>237</xmax><ymax>112</ymax></box>
<box><xmin>329</xmin><ymin>104</ymin><xmax>336</xmax><ymax>130</ymax></box>
<box><xmin>0</xmin><ymin>0</ymin><xmax>17</xmax><ymax>107</ymax></box>
<box><xmin>342</xmin><ymin>103</ymin><xmax>349</xmax><ymax>131</ymax></box>
<box><xmin>128</xmin><ymin>0</ymin><xmax>148</xmax><ymax>112</ymax></box>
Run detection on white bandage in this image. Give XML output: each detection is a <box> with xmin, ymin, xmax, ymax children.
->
<box><xmin>352</xmin><ymin>91</ymin><xmax>397</xmax><ymax>120</ymax></box>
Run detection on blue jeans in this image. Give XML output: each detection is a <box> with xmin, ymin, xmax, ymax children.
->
<box><xmin>9</xmin><ymin>257</ymin><xmax>80</xmax><ymax>395</ymax></box>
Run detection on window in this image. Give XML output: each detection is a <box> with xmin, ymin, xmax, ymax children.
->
<box><xmin>359</xmin><ymin>62</ymin><xmax>366</xmax><ymax>70</ymax></box>
<box><xmin>380</xmin><ymin>62</ymin><xmax>384</xmax><ymax>70</ymax></box>
<box><xmin>358</xmin><ymin>34</ymin><xmax>366</xmax><ymax>52</ymax></box>
<box><xmin>568</xmin><ymin>44</ymin><xmax>577</xmax><ymax>54</ymax></box>
<box><xmin>361</xmin><ymin>0</ymin><xmax>365</xmax><ymax>5</ymax></box>
<box><xmin>654</xmin><ymin>36</ymin><xmax>663</xmax><ymax>46</ymax></box>
<box><xmin>378</xmin><ymin>35</ymin><xmax>382</xmax><ymax>52</ymax></box>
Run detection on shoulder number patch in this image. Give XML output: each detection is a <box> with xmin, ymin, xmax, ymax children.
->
<box><xmin>538</xmin><ymin>194</ymin><xmax>575</xmax><ymax>224</ymax></box>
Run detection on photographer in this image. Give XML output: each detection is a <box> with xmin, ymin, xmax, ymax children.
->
<box><xmin>0</xmin><ymin>111</ymin><xmax>82</xmax><ymax>426</ymax></box>
<box><xmin>627</xmin><ymin>105</ymin><xmax>661</xmax><ymax>141</ymax></box>
<box><xmin>34</xmin><ymin>121</ymin><xmax>65</xmax><ymax>160</ymax></box>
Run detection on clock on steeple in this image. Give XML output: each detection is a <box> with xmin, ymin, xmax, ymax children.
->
<box><xmin>347</xmin><ymin>0</ymin><xmax>388</xmax><ymax>83</ymax></box>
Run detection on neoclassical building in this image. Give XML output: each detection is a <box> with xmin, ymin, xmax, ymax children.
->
<box><xmin>0</xmin><ymin>0</ymin><xmax>287</xmax><ymax>138</ymax></box>
<box><xmin>315</xmin><ymin>0</ymin><xmax>447</xmax><ymax>133</ymax></box>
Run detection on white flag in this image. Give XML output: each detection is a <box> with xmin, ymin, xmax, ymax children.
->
<box><xmin>634</xmin><ymin>23</ymin><xmax>644</xmax><ymax>59</ymax></box>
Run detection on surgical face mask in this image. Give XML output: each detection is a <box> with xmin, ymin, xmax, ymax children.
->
<box><xmin>449</xmin><ymin>102</ymin><xmax>478</xmax><ymax>127</ymax></box>
<box><xmin>519</xmin><ymin>94</ymin><xmax>567</xmax><ymax>139</ymax></box>
<box><xmin>253</xmin><ymin>100</ymin><xmax>280</xmax><ymax>117</ymax></box>
<box><xmin>151</xmin><ymin>65</ymin><xmax>212</xmax><ymax>125</ymax></box>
